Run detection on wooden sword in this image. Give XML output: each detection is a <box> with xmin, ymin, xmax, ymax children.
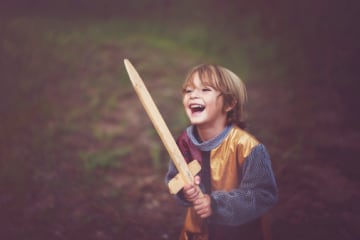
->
<box><xmin>124</xmin><ymin>59</ymin><xmax>203</xmax><ymax>195</ymax></box>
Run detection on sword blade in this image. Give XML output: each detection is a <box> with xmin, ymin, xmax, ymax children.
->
<box><xmin>124</xmin><ymin>59</ymin><xmax>194</xmax><ymax>186</ymax></box>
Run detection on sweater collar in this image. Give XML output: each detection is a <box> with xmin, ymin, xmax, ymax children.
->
<box><xmin>186</xmin><ymin>124</ymin><xmax>233</xmax><ymax>151</ymax></box>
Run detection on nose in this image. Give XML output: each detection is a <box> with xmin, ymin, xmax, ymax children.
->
<box><xmin>189</xmin><ymin>89</ymin><xmax>199</xmax><ymax>99</ymax></box>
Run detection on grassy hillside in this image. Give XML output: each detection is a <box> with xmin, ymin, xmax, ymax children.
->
<box><xmin>1</xmin><ymin>3</ymin><xmax>359</xmax><ymax>239</ymax></box>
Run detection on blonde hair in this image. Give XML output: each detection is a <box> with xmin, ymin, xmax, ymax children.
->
<box><xmin>182</xmin><ymin>64</ymin><xmax>248</xmax><ymax>129</ymax></box>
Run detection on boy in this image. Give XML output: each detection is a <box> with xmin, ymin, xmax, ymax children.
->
<box><xmin>165</xmin><ymin>64</ymin><xmax>278</xmax><ymax>240</ymax></box>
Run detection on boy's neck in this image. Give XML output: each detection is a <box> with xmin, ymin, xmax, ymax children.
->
<box><xmin>195</xmin><ymin>123</ymin><xmax>227</xmax><ymax>142</ymax></box>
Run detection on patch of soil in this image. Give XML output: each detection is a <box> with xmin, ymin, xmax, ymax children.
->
<box><xmin>1</xmin><ymin>43</ymin><xmax>359</xmax><ymax>240</ymax></box>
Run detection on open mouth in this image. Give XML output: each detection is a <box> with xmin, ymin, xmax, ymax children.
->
<box><xmin>190</xmin><ymin>104</ymin><xmax>205</xmax><ymax>113</ymax></box>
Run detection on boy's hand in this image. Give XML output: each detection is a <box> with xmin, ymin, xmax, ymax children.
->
<box><xmin>183</xmin><ymin>176</ymin><xmax>213</xmax><ymax>218</ymax></box>
<box><xmin>183</xmin><ymin>176</ymin><xmax>201</xmax><ymax>202</ymax></box>
<box><xmin>193</xmin><ymin>194</ymin><xmax>213</xmax><ymax>218</ymax></box>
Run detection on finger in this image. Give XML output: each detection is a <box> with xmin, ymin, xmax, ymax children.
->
<box><xmin>185</xmin><ymin>188</ymin><xmax>200</xmax><ymax>202</ymax></box>
<box><xmin>183</xmin><ymin>183</ymin><xmax>194</xmax><ymax>191</ymax></box>
<box><xmin>188</xmin><ymin>187</ymin><xmax>199</xmax><ymax>197</ymax></box>
<box><xmin>194</xmin><ymin>175</ymin><xmax>201</xmax><ymax>185</ymax></box>
<box><xmin>193</xmin><ymin>195</ymin><xmax>207</xmax><ymax>205</ymax></box>
<box><xmin>194</xmin><ymin>205</ymin><xmax>206</xmax><ymax>213</ymax></box>
<box><xmin>195</xmin><ymin>207</ymin><xmax>211</xmax><ymax>218</ymax></box>
<box><xmin>200</xmin><ymin>212</ymin><xmax>211</xmax><ymax>218</ymax></box>
<box><xmin>193</xmin><ymin>196</ymin><xmax>212</xmax><ymax>215</ymax></box>
<box><xmin>193</xmin><ymin>198</ymin><xmax>202</xmax><ymax>206</ymax></box>
<box><xmin>193</xmin><ymin>199</ymin><xmax>207</xmax><ymax>211</ymax></box>
<box><xmin>184</xmin><ymin>186</ymin><xmax>193</xmax><ymax>195</ymax></box>
<box><xmin>184</xmin><ymin>185</ymin><xmax>196</xmax><ymax>194</ymax></box>
<box><xmin>187</xmin><ymin>194</ymin><xmax>198</xmax><ymax>202</ymax></box>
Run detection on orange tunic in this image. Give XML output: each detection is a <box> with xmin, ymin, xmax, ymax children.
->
<box><xmin>167</xmin><ymin>125</ymin><xmax>278</xmax><ymax>240</ymax></box>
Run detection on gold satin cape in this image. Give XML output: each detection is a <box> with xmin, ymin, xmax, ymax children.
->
<box><xmin>178</xmin><ymin>127</ymin><xmax>260</xmax><ymax>240</ymax></box>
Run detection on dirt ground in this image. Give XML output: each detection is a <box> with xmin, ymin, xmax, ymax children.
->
<box><xmin>1</xmin><ymin>7</ymin><xmax>360</xmax><ymax>240</ymax></box>
<box><xmin>1</xmin><ymin>62</ymin><xmax>359</xmax><ymax>240</ymax></box>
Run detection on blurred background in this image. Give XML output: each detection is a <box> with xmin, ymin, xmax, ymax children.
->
<box><xmin>1</xmin><ymin>0</ymin><xmax>359</xmax><ymax>239</ymax></box>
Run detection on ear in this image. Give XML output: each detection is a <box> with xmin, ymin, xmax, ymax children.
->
<box><xmin>225</xmin><ymin>99</ymin><xmax>237</xmax><ymax>112</ymax></box>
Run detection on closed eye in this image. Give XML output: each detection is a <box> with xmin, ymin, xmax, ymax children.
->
<box><xmin>183</xmin><ymin>88</ymin><xmax>193</xmax><ymax>94</ymax></box>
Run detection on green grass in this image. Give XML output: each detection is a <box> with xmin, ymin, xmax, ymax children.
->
<box><xmin>80</xmin><ymin>147</ymin><xmax>132</xmax><ymax>171</ymax></box>
<box><xmin>1</xmin><ymin>15</ymin><xmax>284</xmax><ymax>175</ymax></box>
<box><xmin>38</xmin><ymin>16</ymin><xmax>281</xmax><ymax>79</ymax></box>
<box><xmin>149</xmin><ymin>140</ymin><xmax>163</xmax><ymax>171</ymax></box>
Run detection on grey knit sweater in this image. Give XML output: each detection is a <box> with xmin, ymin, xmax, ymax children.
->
<box><xmin>165</xmin><ymin>124</ymin><xmax>278</xmax><ymax>226</ymax></box>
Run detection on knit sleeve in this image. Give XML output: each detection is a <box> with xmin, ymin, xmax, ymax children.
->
<box><xmin>208</xmin><ymin>144</ymin><xmax>278</xmax><ymax>225</ymax></box>
<box><xmin>164</xmin><ymin>160</ymin><xmax>193</xmax><ymax>207</ymax></box>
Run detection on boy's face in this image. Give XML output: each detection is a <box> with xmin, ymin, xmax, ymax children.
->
<box><xmin>183</xmin><ymin>73</ymin><xmax>227</xmax><ymax>129</ymax></box>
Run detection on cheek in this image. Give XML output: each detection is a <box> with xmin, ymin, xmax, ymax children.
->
<box><xmin>182</xmin><ymin>96</ymin><xmax>188</xmax><ymax>107</ymax></box>
<box><xmin>215</xmin><ymin>97</ymin><xmax>226</xmax><ymax>111</ymax></box>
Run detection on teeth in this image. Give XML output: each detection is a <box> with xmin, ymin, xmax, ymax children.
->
<box><xmin>190</xmin><ymin>104</ymin><xmax>205</xmax><ymax>113</ymax></box>
<box><xmin>190</xmin><ymin>104</ymin><xmax>204</xmax><ymax>109</ymax></box>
